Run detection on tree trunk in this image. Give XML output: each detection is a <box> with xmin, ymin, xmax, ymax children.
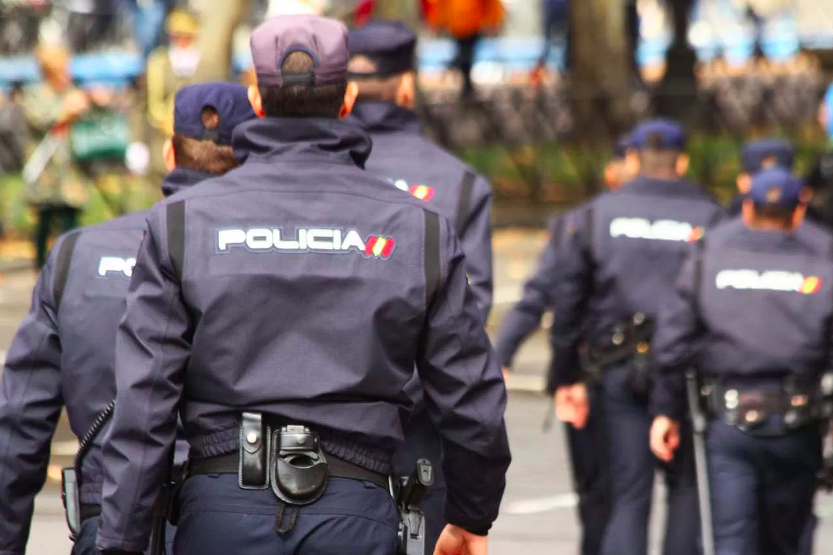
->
<box><xmin>652</xmin><ymin>0</ymin><xmax>698</xmax><ymax>121</ymax></box>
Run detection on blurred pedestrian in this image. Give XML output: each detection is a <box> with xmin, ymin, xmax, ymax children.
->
<box><xmin>192</xmin><ymin>0</ymin><xmax>251</xmax><ymax>83</ymax></box>
<box><xmin>146</xmin><ymin>8</ymin><xmax>200</xmax><ymax>185</ymax></box>
<box><xmin>805</xmin><ymin>84</ymin><xmax>833</xmax><ymax>230</ymax></box>
<box><xmin>531</xmin><ymin>0</ymin><xmax>570</xmax><ymax>84</ymax></box>
<box><xmin>424</xmin><ymin>0</ymin><xmax>505</xmax><ymax>99</ymax></box>
<box><xmin>21</xmin><ymin>44</ymin><xmax>92</xmax><ymax>270</ymax></box>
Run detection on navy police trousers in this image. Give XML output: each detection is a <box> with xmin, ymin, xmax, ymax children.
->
<box><xmin>73</xmin><ymin>516</ymin><xmax>175</xmax><ymax>555</ymax></box>
<box><xmin>565</xmin><ymin>386</ymin><xmax>610</xmax><ymax>555</ymax></box>
<box><xmin>707</xmin><ymin>419</ymin><xmax>821</xmax><ymax>555</ymax></box>
<box><xmin>601</xmin><ymin>364</ymin><xmax>700</xmax><ymax>555</ymax></box>
<box><xmin>173</xmin><ymin>474</ymin><xmax>399</xmax><ymax>555</ymax></box>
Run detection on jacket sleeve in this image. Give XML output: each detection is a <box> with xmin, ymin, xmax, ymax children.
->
<box><xmin>0</xmin><ymin>246</ymin><xmax>64</xmax><ymax>555</ymax></box>
<box><xmin>494</xmin><ymin>217</ymin><xmax>562</xmax><ymax>368</ymax></box>
<box><xmin>458</xmin><ymin>175</ymin><xmax>494</xmax><ymax>323</ymax></box>
<box><xmin>548</xmin><ymin>209</ymin><xmax>593</xmax><ymax>389</ymax></box>
<box><xmin>650</xmin><ymin>251</ymin><xmax>702</xmax><ymax>421</ymax></box>
<box><xmin>97</xmin><ymin>208</ymin><xmax>192</xmax><ymax>553</ymax></box>
<box><xmin>417</xmin><ymin>216</ymin><xmax>511</xmax><ymax>535</ymax></box>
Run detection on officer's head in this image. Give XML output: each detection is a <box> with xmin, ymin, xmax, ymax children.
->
<box><xmin>166</xmin><ymin>9</ymin><xmax>200</xmax><ymax>50</ymax></box>
<box><xmin>737</xmin><ymin>139</ymin><xmax>794</xmax><ymax>196</ymax></box>
<box><xmin>246</xmin><ymin>15</ymin><xmax>359</xmax><ymax>120</ymax></box>
<box><xmin>347</xmin><ymin>21</ymin><xmax>417</xmax><ymax>108</ymax></box>
<box><xmin>164</xmin><ymin>83</ymin><xmax>257</xmax><ymax>175</ymax></box>
<box><xmin>603</xmin><ymin>134</ymin><xmax>633</xmax><ymax>190</ymax></box>
<box><xmin>743</xmin><ymin>168</ymin><xmax>810</xmax><ymax>231</ymax></box>
<box><xmin>625</xmin><ymin>119</ymin><xmax>689</xmax><ymax>180</ymax></box>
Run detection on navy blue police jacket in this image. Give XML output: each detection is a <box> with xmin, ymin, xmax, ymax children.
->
<box><xmin>0</xmin><ymin>168</ymin><xmax>203</xmax><ymax>554</ymax></box>
<box><xmin>549</xmin><ymin>176</ymin><xmax>724</xmax><ymax>388</ymax></box>
<box><xmin>652</xmin><ymin>217</ymin><xmax>833</xmax><ymax>419</ymax></box>
<box><xmin>95</xmin><ymin>118</ymin><xmax>511</xmax><ymax>553</ymax></box>
<box><xmin>348</xmin><ymin>101</ymin><xmax>494</xmax><ymax>321</ymax></box>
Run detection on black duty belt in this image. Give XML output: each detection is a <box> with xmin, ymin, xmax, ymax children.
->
<box><xmin>189</xmin><ymin>451</ymin><xmax>389</xmax><ymax>491</ymax></box>
<box><xmin>80</xmin><ymin>503</ymin><xmax>101</xmax><ymax>522</ymax></box>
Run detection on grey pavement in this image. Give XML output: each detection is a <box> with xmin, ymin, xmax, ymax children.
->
<box><xmin>1</xmin><ymin>229</ymin><xmax>832</xmax><ymax>554</ymax></box>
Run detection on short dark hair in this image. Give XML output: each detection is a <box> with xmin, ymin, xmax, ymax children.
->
<box><xmin>171</xmin><ymin>107</ymin><xmax>239</xmax><ymax>174</ymax></box>
<box><xmin>752</xmin><ymin>204</ymin><xmax>796</xmax><ymax>227</ymax></box>
<box><xmin>258</xmin><ymin>51</ymin><xmax>346</xmax><ymax>118</ymax></box>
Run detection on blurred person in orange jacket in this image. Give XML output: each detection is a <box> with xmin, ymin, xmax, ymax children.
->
<box><xmin>423</xmin><ymin>0</ymin><xmax>505</xmax><ymax>99</ymax></box>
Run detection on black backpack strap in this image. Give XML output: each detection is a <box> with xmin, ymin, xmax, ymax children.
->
<box><xmin>423</xmin><ymin>209</ymin><xmax>441</xmax><ymax>310</ymax></box>
<box><xmin>166</xmin><ymin>201</ymin><xmax>186</xmax><ymax>281</ymax></box>
<box><xmin>53</xmin><ymin>231</ymin><xmax>80</xmax><ymax>312</ymax></box>
<box><xmin>456</xmin><ymin>170</ymin><xmax>476</xmax><ymax>237</ymax></box>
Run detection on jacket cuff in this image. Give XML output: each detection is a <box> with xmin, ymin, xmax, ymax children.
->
<box><xmin>650</xmin><ymin>373</ymin><xmax>687</xmax><ymax>421</ymax></box>
<box><xmin>549</xmin><ymin>349</ymin><xmax>580</xmax><ymax>389</ymax></box>
<box><xmin>463</xmin><ymin>524</ymin><xmax>491</xmax><ymax>536</ymax></box>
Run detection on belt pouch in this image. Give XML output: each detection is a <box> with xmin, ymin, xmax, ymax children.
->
<box><xmin>270</xmin><ymin>425</ymin><xmax>329</xmax><ymax>506</ymax></box>
<box><xmin>239</xmin><ymin>412</ymin><xmax>269</xmax><ymax>490</ymax></box>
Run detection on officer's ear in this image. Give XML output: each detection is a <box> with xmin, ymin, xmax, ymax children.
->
<box><xmin>396</xmin><ymin>72</ymin><xmax>416</xmax><ymax>109</ymax></box>
<box><xmin>737</xmin><ymin>173</ymin><xmax>751</xmax><ymax>194</ymax></box>
<box><xmin>603</xmin><ymin>161</ymin><xmax>621</xmax><ymax>190</ymax></box>
<box><xmin>675</xmin><ymin>153</ymin><xmax>690</xmax><ymax>177</ymax></box>
<box><xmin>741</xmin><ymin>198</ymin><xmax>755</xmax><ymax>227</ymax></box>
<box><xmin>340</xmin><ymin>81</ymin><xmax>359</xmax><ymax>119</ymax></box>
<box><xmin>247</xmin><ymin>85</ymin><xmax>265</xmax><ymax>118</ymax></box>
<box><xmin>163</xmin><ymin>138</ymin><xmax>176</xmax><ymax>172</ymax></box>
<box><xmin>625</xmin><ymin>150</ymin><xmax>640</xmax><ymax>177</ymax></box>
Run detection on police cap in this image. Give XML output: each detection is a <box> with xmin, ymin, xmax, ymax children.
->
<box><xmin>749</xmin><ymin>167</ymin><xmax>804</xmax><ymax>209</ymax></box>
<box><xmin>630</xmin><ymin>119</ymin><xmax>686</xmax><ymax>151</ymax></box>
<box><xmin>740</xmin><ymin>139</ymin><xmax>794</xmax><ymax>174</ymax></box>
<box><xmin>250</xmin><ymin>15</ymin><xmax>349</xmax><ymax>87</ymax></box>
<box><xmin>174</xmin><ymin>83</ymin><xmax>256</xmax><ymax>146</ymax></box>
<box><xmin>347</xmin><ymin>21</ymin><xmax>417</xmax><ymax>79</ymax></box>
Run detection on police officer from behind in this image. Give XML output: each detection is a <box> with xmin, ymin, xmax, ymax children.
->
<box><xmin>0</xmin><ymin>82</ymin><xmax>254</xmax><ymax>555</ymax></box>
<box><xmin>95</xmin><ymin>15</ymin><xmax>510</xmax><ymax>555</ymax></box>
<box><xmin>726</xmin><ymin>139</ymin><xmax>794</xmax><ymax>218</ymax></box>
<box><xmin>493</xmin><ymin>135</ymin><xmax>631</xmax><ymax>555</ymax></box>
<box><xmin>650</xmin><ymin>168</ymin><xmax>831</xmax><ymax>555</ymax></box>
<box><xmin>345</xmin><ymin>21</ymin><xmax>495</xmax><ymax>551</ymax></box>
<box><xmin>551</xmin><ymin>119</ymin><xmax>723</xmax><ymax>555</ymax></box>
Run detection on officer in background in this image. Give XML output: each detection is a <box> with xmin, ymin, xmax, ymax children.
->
<box><xmin>96</xmin><ymin>15</ymin><xmax>510</xmax><ymax>555</ymax></box>
<box><xmin>345</xmin><ymin>21</ymin><xmax>495</xmax><ymax>552</ymax></box>
<box><xmin>0</xmin><ymin>82</ymin><xmax>254</xmax><ymax>555</ymax></box>
<box><xmin>726</xmin><ymin>139</ymin><xmax>794</xmax><ymax>218</ymax></box>
<box><xmin>493</xmin><ymin>135</ymin><xmax>632</xmax><ymax>555</ymax></box>
<box><xmin>650</xmin><ymin>167</ymin><xmax>832</xmax><ymax>555</ymax></box>
<box><xmin>146</xmin><ymin>9</ymin><xmax>201</xmax><ymax>184</ymax></box>
<box><xmin>550</xmin><ymin>119</ymin><xmax>723</xmax><ymax>555</ymax></box>
<box><xmin>805</xmin><ymin>85</ymin><xmax>833</xmax><ymax>230</ymax></box>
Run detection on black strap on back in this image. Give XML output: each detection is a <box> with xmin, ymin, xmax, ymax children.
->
<box><xmin>582</xmin><ymin>206</ymin><xmax>595</xmax><ymax>262</ymax></box>
<box><xmin>693</xmin><ymin>238</ymin><xmax>707</xmax><ymax>308</ymax></box>
<box><xmin>166</xmin><ymin>201</ymin><xmax>186</xmax><ymax>281</ymax></box>
<box><xmin>53</xmin><ymin>232</ymin><xmax>80</xmax><ymax>312</ymax></box>
<box><xmin>423</xmin><ymin>209</ymin><xmax>441</xmax><ymax>310</ymax></box>
<box><xmin>456</xmin><ymin>171</ymin><xmax>476</xmax><ymax>237</ymax></box>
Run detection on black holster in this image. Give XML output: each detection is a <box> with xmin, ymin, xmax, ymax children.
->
<box><xmin>584</xmin><ymin>313</ymin><xmax>656</xmax><ymax>396</ymax></box>
<box><xmin>61</xmin><ymin>468</ymin><xmax>81</xmax><ymax>540</ymax></box>
<box><xmin>396</xmin><ymin>459</ymin><xmax>434</xmax><ymax>555</ymax></box>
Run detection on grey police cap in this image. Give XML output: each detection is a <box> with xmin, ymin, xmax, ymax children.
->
<box><xmin>250</xmin><ymin>15</ymin><xmax>349</xmax><ymax>87</ymax></box>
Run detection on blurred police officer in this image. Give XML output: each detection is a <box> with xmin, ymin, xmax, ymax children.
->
<box><xmin>727</xmin><ymin>139</ymin><xmax>794</xmax><ymax>218</ymax></box>
<box><xmin>493</xmin><ymin>135</ymin><xmax>631</xmax><ymax>555</ymax></box>
<box><xmin>550</xmin><ymin>119</ymin><xmax>723</xmax><ymax>555</ymax></box>
<box><xmin>0</xmin><ymin>82</ymin><xmax>254</xmax><ymax>555</ymax></box>
<box><xmin>345</xmin><ymin>22</ymin><xmax>494</xmax><ymax>550</ymax></box>
<box><xmin>805</xmin><ymin>88</ymin><xmax>833</xmax><ymax>229</ymax></box>
<box><xmin>95</xmin><ymin>15</ymin><xmax>510</xmax><ymax>555</ymax></box>
<box><xmin>650</xmin><ymin>167</ymin><xmax>832</xmax><ymax>555</ymax></box>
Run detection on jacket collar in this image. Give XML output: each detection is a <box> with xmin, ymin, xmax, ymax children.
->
<box><xmin>233</xmin><ymin>117</ymin><xmax>372</xmax><ymax>169</ymax></box>
<box><xmin>162</xmin><ymin>167</ymin><xmax>215</xmax><ymax>197</ymax></box>
<box><xmin>621</xmin><ymin>175</ymin><xmax>706</xmax><ymax>197</ymax></box>
<box><xmin>347</xmin><ymin>101</ymin><xmax>422</xmax><ymax>136</ymax></box>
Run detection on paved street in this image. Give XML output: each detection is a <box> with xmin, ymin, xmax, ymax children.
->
<box><xmin>1</xmin><ymin>230</ymin><xmax>832</xmax><ymax>554</ymax></box>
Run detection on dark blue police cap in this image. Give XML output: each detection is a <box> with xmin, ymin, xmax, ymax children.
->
<box><xmin>613</xmin><ymin>134</ymin><xmax>632</xmax><ymax>159</ymax></box>
<box><xmin>630</xmin><ymin>119</ymin><xmax>686</xmax><ymax>151</ymax></box>
<box><xmin>347</xmin><ymin>21</ymin><xmax>417</xmax><ymax>78</ymax></box>
<box><xmin>749</xmin><ymin>167</ymin><xmax>804</xmax><ymax>209</ymax></box>
<box><xmin>740</xmin><ymin>139</ymin><xmax>794</xmax><ymax>174</ymax></box>
<box><xmin>174</xmin><ymin>83</ymin><xmax>256</xmax><ymax>145</ymax></box>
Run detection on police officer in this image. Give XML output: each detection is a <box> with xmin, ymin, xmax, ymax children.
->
<box><xmin>650</xmin><ymin>167</ymin><xmax>832</xmax><ymax>555</ymax></box>
<box><xmin>95</xmin><ymin>15</ymin><xmax>510</xmax><ymax>555</ymax></box>
<box><xmin>0</xmin><ymin>82</ymin><xmax>255</xmax><ymax>555</ymax></box>
<box><xmin>345</xmin><ymin>23</ymin><xmax>494</xmax><ymax>550</ymax></box>
<box><xmin>550</xmin><ymin>119</ymin><xmax>723</xmax><ymax>555</ymax></box>
<box><xmin>493</xmin><ymin>135</ymin><xmax>631</xmax><ymax>555</ymax></box>
<box><xmin>726</xmin><ymin>139</ymin><xmax>795</xmax><ymax>218</ymax></box>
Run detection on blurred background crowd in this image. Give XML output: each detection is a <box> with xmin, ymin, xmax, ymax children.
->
<box><xmin>1</xmin><ymin>0</ymin><xmax>833</xmax><ymax>271</ymax></box>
